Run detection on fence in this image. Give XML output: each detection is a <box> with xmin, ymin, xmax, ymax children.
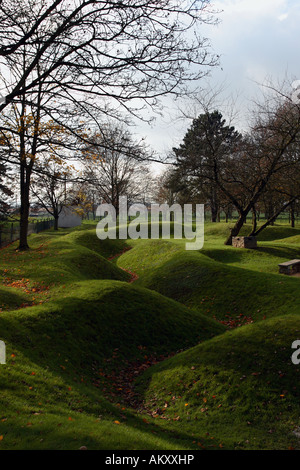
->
<box><xmin>0</xmin><ymin>218</ymin><xmax>55</xmax><ymax>249</ymax></box>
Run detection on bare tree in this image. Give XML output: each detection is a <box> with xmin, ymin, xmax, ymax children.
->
<box><xmin>0</xmin><ymin>62</ymin><xmax>78</xmax><ymax>249</ymax></box>
<box><xmin>0</xmin><ymin>0</ymin><xmax>219</xmax><ymax>249</ymax></box>
<box><xmin>248</xmin><ymin>141</ymin><xmax>300</xmax><ymax>235</ymax></box>
<box><xmin>82</xmin><ymin>123</ymin><xmax>152</xmax><ymax>214</ymax></box>
<box><xmin>0</xmin><ymin>0</ymin><xmax>219</xmax><ymax>116</ymax></box>
<box><xmin>0</xmin><ymin>0</ymin><xmax>64</xmax><ymax>58</ymax></box>
<box><xmin>151</xmin><ymin>168</ymin><xmax>178</xmax><ymax>205</ymax></box>
<box><xmin>171</xmin><ymin>80</ymin><xmax>300</xmax><ymax>244</ymax></box>
<box><xmin>31</xmin><ymin>159</ymin><xmax>75</xmax><ymax>230</ymax></box>
<box><xmin>0</xmin><ymin>161</ymin><xmax>13</xmax><ymax>219</ymax></box>
<box><xmin>219</xmin><ymin>92</ymin><xmax>300</xmax><ymax>244</ymax></box>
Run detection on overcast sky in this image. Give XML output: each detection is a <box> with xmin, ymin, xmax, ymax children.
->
<box><xmin>139</xmin><ymin>0</ymin><xmax>300</xmax><ymax>174</ymax></box>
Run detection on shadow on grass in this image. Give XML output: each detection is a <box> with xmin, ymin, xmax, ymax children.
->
<box><xmin>0</xmin><ymin>399</ymin><xmax>225</xmax><ymax>450</ymax></box>
<box><xmin>255</xmin><ymin>245</ymin><xmax>300</xmax><ymax>260</ymax></box>
<box><xmin>201</xmin><ymin>244</ymin><xmax>300</xmax><ymax>266</ymax></box>
<box><xmin>132</xmin><ymin>315</ymin><xmax>300</xmax><ymax>449</ymax></box>
<box><xmin>0</xmin><ymin>283</ymin><xmax>226</xmax><ymax>450</ymax></box>
<box><xmin>255</xmin><ymin>225</ymin><xmax>300</xmax><ymax>241</ymax></box>
<box><xmin>0</xmin><ymin>287</ymin><xmax>31</xmax><ymax>310</ymax></box>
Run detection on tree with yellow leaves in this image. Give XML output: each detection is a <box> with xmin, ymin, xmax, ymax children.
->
<box><xmin>0</xmin><ymin>52</ymin><xmax>78</xmax><ymax>248</ymax></box>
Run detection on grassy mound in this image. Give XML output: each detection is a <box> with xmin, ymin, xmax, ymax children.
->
<box><xmin>0</xmin><ymin>228</ymin><xmax>226</xmax><ymax>449</ymax></box>
<box><xmin>276</xmin><ymin>234</ymin><xmax>300</xmax><ymax>245</ymax></box>
<box><xmin>0</xmin><ymin>280</ymin><xmax>224</xmax><ymax>450</ymax></box>
<box><xmin>119</xmin><ymin>244</ymin><xmax>300</xmax><ymax>323</ymax></box>
<box><xmin>1</xmin><ymin>280</ymin><xmax>224</xmax><ymax>369</ymax></box>
<box><xmin>64</xmin><ymin>229</ymin><xmax>130</xmax><ymax>259</ymax></box>
<box><xmin>0</xmin><ymin>286</ymin><xmax>30</xmax><ymax>311</ymax></box>
<box><xmin>117</xmin><ymin>239</ymin><xmax>182</xmax><ymax>271</ymax></box>
<box><xmin>0</xmin><ymin>221</ymin><xmax>299</xmax><ymax>449</ymax></box>
<box><xmin>204</xmin><ymin>222</ymin><xmax>300</xmax><ymax>242</ymax></box>
<box><xmin>254</xmin><ymin>225</ymin><xmax>300</xmax><ymax>242</ymax></box>
<box><xmin>136</xmin><ymin>315</ymin><xmax>300</xmax><ymax>450</ymax></box>
<box><xmin>0</xmin><ymin>230</ymin><xmax>130</xmax><ymax>311</ymax></box>
<box><xmin>201</xmin><ymin>243</ymin><xmax>300</xmax><ymax>274</ymax></box>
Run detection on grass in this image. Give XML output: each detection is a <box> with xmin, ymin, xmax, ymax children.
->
<box><xmin>0</xmin><ymin>221</ymin><xmax>299</xmax><ymax>449</ymax></box>
<box><xmin>117</xmin><ymin>224</ymin><xmax>300</xmax><ymax>324</ymax></box>
<box><xmin>136</xmin><ymin>314</ymin><xmax>300</xmax><ymax>450</ymax></box>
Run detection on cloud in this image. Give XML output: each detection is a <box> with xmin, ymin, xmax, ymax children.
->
<box><xmin>136</xmin><ymin>1</ymin><xmax>300</xmax><ymax>156</ymax></box>
<box><xmin>206</xmin><ymin>0</ymin><xmax>299</xmax><ymax>80</ymax></box>
<box><xmin>278</xmin><ymin>13</ymin><xmax>289</xmax><ymax>21</ymax></box>
<box><xmin>214</xmin><ymin>0</ymin><xmax>288</xmax><ymax>21</ymax></box>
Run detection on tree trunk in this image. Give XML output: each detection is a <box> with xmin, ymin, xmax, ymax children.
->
<box><xmin>250</xmin><ymin>198</ymin><xmax>296</xmax><ymax>237</ymax></box>
<box><xmin>18</xmin><ymin>164</ymin><xmax>30</xmax><ymax>251</ymax></box>
<box><xmin>290</xmin><ymin>201</ymin><xmax>295</xmax><ymax>228</ymax></box>
<box><xmin>251</xmin><ymin>207</ymin><xmax>257</xmax><ymax>234</ymax></box>
<box><xmin>224</xmin><ymin>212</ymin><xmax>247</xmax><ymax>245</ymax></box>
<box><xmin>211</xmin><ymin>204</ymin><xmax>218</xmax><ymax>222</ymax></box>
<box><xmin>210</xmin><ymin>186</ymin><xmax>219</xmax><ymax>222</ymax></box>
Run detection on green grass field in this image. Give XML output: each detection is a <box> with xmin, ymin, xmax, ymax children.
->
<box><xmin>0</xmin><ymin>221</ymin><xmax>299</xmax><ymax>449</ymax></box>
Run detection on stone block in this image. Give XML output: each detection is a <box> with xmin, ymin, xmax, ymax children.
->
<box><xmin>232</xmin><ymin>236</ymin><xmax>257</xmax><ymax>249</ymax></box>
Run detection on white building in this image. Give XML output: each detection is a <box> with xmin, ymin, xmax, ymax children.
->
<box><xmin>58</xmin><ymin>206</ymin><xmax>82</xmax><ymax>228</ymax></box>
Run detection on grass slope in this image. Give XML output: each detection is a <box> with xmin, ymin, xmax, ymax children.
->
<box><xmin>118</xmin><ymin>225</ymin><xmax>300</xmax><ymax>324</ymax></box>
<box><xmin>136</xmin><ymin>315</ymin><xmax>300</xmax><ymax>450</ymax></box>
<box><xmin>0</xmin><ymin>227</ymin><xmax>224</xmax><ymax>449</ymax></box>
<box><xmin>0</xmin><ymin>222</ymin><xmax>299</xmax><ymax>449</ymax></box>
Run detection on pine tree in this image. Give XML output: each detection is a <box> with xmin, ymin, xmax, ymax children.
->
<box><xmin>173</xmin><ymin>111</ymin><xmax>241</xmax><ymax>222</ymax></box>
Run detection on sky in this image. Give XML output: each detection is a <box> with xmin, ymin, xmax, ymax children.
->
<box><xmin>138</xmin><ymin>0</ymin><xmax>300</xmax><ymax>174</ymax></box>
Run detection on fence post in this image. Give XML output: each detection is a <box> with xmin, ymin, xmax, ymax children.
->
<box><xmin>10</xmin><ymin>223</ymin><xmax>13</xmax><ymax>242</ymax></box>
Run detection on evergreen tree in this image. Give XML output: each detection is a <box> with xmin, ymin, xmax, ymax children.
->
<box><xmin>172</xmin><ymin>111</ymin><xmax>241</xmax><ymax>222</ymax></box>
